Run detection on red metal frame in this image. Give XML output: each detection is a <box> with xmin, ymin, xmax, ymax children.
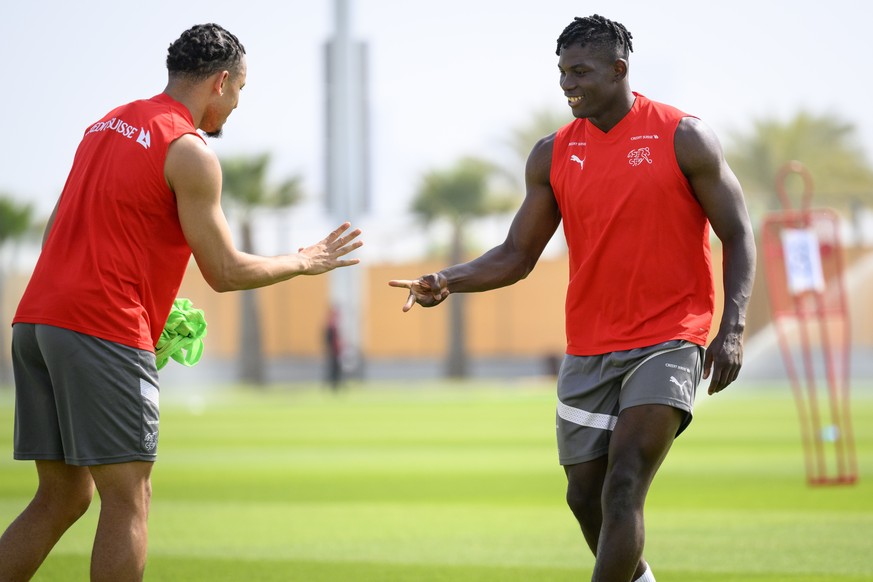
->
<box><xmin>760</xmin><ymin>161</ymin><xmax>857</xmax><ymax>485</ymax></box>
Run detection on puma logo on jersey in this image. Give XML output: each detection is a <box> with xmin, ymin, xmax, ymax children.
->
<box><xmin>570</xmin><ymin>154</ymin><xmax>585</xmax><ymax>170</ymax></box>
<box><xmin>670</xmin><ymin>376</ymin><xmax>691</xmax><ymax>391</ymax></box>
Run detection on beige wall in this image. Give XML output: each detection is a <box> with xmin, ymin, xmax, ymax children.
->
<box><xmin>3</xmin><ymin>244</ymin><xmax>871</xmax><ymax>362</ymax></box>
<box><xmin>170</xmin><ymin>243</ymin><xmax>873</xmax><ymax>356</ymax></box>
<box><xmin>364</xmin><ymin>259</ymin><xmax>567</xmax><ymax>357</ymax></box>
<box><xmin>175</xmin><ymin>266</ymin><xmax>332</xmax><ymax>357</ymax></box>
<box><xmin>172</xmin><ymin>256</ymin><xmax>568</xmax><ymax>358</ymax></box>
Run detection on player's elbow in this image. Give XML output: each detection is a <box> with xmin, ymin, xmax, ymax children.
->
<box><xmin>512</xmin><ymin>255</ymin><xmax>539</xmax><ymax>283</ymax></box>
<box><xmin>198</xmin><ymin>261</ymin><xmax>242</xmax><ymax>293</ymax></box>
<box><xmin>208</xmin><ymin>279</ymin><xmax>236</xmax><ymax>293</ymax></box>
<box><xmin>202</xmin><ymin>271</ymin><xmax>235</xmax><ymax>293</ymax></box>
<box><xmin>499</xmin><ymin>238</ymin><xmax>542</xmax><ymax>284</ymax></box>
<box><xmin>521</xmin><ymin>259</ymin><xmax>538</xmax><ymax>280</ymax></box>
<box><xmin>194</xmin><ymin>249</ymin><xmax>261</xmax><ymax>293</ymax></box>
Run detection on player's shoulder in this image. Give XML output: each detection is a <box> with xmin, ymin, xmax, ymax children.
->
<box><xmin>530</xmin><ymin>130</ymin><xmax>561</xmax><ymax>161</ymax></box>
<box><xmin>674</xmin><ymin>116</ymin><xmax>725</xmax><ymax>176</ymax></box>
<box><xmin>675</xmin><ymin>116</ymin><xmax>721</xmax><ymax>154</ymax></box>
<box><xmin>526</xmin><ymin>131</ymin><xmax>557</xmax><ymax>179</ymax></box>
<box><xmin>168</xmin><ymin>133</ymin><xmax>215</xmax><ymax>162</ymax></box>
<box><xmin>165</xmin><ymin>134</ymin><xmax>219</xmax><ymax>190</ymax></box>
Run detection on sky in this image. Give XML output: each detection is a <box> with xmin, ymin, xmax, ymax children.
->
<box><xmin>2</xmin><ymin>0</ymin><xmax>872</xmax><ymax>261</ymax></box>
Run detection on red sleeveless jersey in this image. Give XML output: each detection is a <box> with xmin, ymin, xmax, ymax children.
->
<box><xmin>550</xmin><ymin>93</ymin><xmax>714</xmax><ymax>355</ymax></box>
<box><xmin>14</xmin><ymin>93</ymin><xmax>204</xmax><ymax>351</ymax></box>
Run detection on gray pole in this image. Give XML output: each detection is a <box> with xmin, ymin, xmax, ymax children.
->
<box><xmin>327</xmin><ymin>0</ymin><xmax>366</xmax><ymax>377</ymax></box>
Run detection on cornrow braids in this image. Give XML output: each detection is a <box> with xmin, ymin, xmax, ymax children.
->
<box><xmin>166</xmin><ymin>23</ymin><xmax>246</xmax><ymax>80</ymax></box>
<box><xmin>555</xmin><ymin>14</ymin><xmax>633</xmax><ymax>59</ymax></box>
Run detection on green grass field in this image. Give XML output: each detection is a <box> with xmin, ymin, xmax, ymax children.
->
<box><xmin>1</xmin><ymin>378</ymin><xmax>871</xmax><ymax>581</ymax></box>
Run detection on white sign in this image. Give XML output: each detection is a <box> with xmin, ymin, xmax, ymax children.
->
<box><xmin>781</xmin><ymin>228</ymin><xmax>825</xmax><ymax>294</ymax></box>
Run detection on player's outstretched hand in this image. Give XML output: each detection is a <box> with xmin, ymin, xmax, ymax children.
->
<box><xmin>298</xmin><ymin>222</ymin><xmax>363</xmax><ymax>275</ymax></box>
<box><xmin>703</xmin><ymin>328</ymin><xmax>744</xmax><ymax>395</ymax></box>
<box><xmin>388</xmin><ymin>272</ymin><xmax>449</xmax><ymax>312</ymax></box>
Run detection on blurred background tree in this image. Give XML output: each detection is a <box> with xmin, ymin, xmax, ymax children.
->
<box><xmin>220</xmin><ymin>154</ymin><xmax>304</xmax><ymax>385</ymax></box>
<box><xmin>0</xmin><ymin>195</ymin><xmax>33</xmax><ymax>383</ymax></box>
<box><xmin>504</xmin><ymin>108</ymin><xmax>873</xmax><ymax>229</ymax></box>
<box><xmin>726</xmin><ymin>111</ymin><xmax>873</xmax><ymax>222</ymax></box>
<box><xmin>501</xmin><ymin>108</ymin><xmax>568</xmax><ymax>194</ymax></box>
<box><xmin>411</xmin><ymin>156</ymin><xmax>517</xmax><ymax>378</ymax></box>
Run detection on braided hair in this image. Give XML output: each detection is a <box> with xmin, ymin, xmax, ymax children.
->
<box><xmin>555</xmin><ymin>15</ymin><xmax>633</xmax><ymax>59</ymax></box>
<box><xmin>166</xmin><ymin>23</ymin><xmax>246</xmax><ymax>80</ymax></box>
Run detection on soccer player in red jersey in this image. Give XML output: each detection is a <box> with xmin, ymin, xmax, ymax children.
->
<box><xmin>390</xmin><ymin>14</ymin><xmax>755</xmax><ymax>582</ymax></box>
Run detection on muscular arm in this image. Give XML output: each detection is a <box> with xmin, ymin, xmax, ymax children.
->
<box><xmin>166</xmin><ymin>134</ymin><xmax>361</xmax><ymax>292</ymax></box>
<box><xmin>443</xmin><ymin>134</ymin><xmax>563</xmax><ymax>291</ymax></box>
<box><xmin>389</xmin><ymin>134</ymin><xmax>562</xmax><ymax>310</ymax></box>
<box><xmin>676</xmin><ymin>117</ymin><xmax>757</xmax><ymax>394</ymax></box>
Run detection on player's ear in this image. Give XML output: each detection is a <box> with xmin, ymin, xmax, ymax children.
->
<box><xmin>613</xmin><ymin>59</ymin><xmax>628</xmax><ymax>81</ymax></box>
<box><xmin>211</xmin><ymin>70</ymin><xmax>230</xmax><ymax>96</ymax></box>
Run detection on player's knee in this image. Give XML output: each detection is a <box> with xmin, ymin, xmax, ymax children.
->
<box><xmin>601</xmin><ymin>467</ymin><xmax>645</xmax><ymax>519</ymax></box>
<box><xmin>566</xmin><ymin>479</ymin><xmax>601</xmax><ymax>522</ymax></box>
<box><xmin>34</xmin><ymin>481</ymin><xmax>95</xmax><ymax>524</ymax></box>
<box><xmin>103</xmin><ymin>479</ymin><xmax>152</xmax><ymax>512</ymax></box>
<box><xmin>68</xmin><ymin>487</ymin><xmax>95</xmax><ymax>521</ymax></box>
<box><xmin>90</xmin><ymin>463</ymin><xmax>153</xmax><ymax>508</ymax></box>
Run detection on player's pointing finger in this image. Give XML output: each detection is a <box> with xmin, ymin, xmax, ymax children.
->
<box><xmin>388</xmin><ymin>279</ymin><xmax>415</xmax><ymax>289</ymax></box>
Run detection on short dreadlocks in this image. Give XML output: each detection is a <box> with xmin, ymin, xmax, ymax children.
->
<box><xmin>166</xmin><ymin>23</ymin><xmax>246</xmax><ymax>80</ymax></box>
<box><xmin>555</xmin><ymin>15</ymin><xmax>633</xmax><ymax>59</ymax></box>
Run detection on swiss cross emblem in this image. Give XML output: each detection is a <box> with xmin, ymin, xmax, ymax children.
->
<box><xmin>627</xmin><ymin>147</ymin><xmax>653</xmax><ymax>166</ymax></box>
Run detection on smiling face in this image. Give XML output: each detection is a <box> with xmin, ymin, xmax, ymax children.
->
<box><xmin>201</xmin><ymin>56</ymin><xmax>247</xmax><ymax>138</ymax></box>
<box><xmin>557</xmin><ymin>43</ymin><xmax>632</xmax><ymax>132</ymax></box>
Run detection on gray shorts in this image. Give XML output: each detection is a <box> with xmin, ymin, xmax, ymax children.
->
<box><xmin>12</xmin><ymin>323</ymin><xmax>160</xmax><ymax>466</ymax></box>
<box><xmin>556</xmin><ymin>340</ymin><xmax>703</xmax><ymax>466</ymax></box>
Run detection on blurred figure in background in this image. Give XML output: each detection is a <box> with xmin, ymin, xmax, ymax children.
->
<box><xmin>325</xmin><ymin>305</ymin><xmax>344</xmax><ymax>391</ymax></box>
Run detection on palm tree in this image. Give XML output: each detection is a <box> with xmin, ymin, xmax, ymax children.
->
<box><xmin>503</xmin><ymin>108</ymin><xmax>569</xmax><ymax>187</ymax></box>
<box><xmin>0</xmin><ymin>195</ymin><xmax>33</xmax><ymax>384</ymax></box>
<box><xmin>727</xmin><ymin>111</ymin><xmax>873</xmax><ymax>219</ymax></box>
<box><xmin>411</xmin><ymin>156</ymin><xmax>518</xmax><ymax>378</ymax></box>
<box><xmin>219</xmin><ymin>154</ymin><xmax>303</xmax><ymax>385</ymax></box>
